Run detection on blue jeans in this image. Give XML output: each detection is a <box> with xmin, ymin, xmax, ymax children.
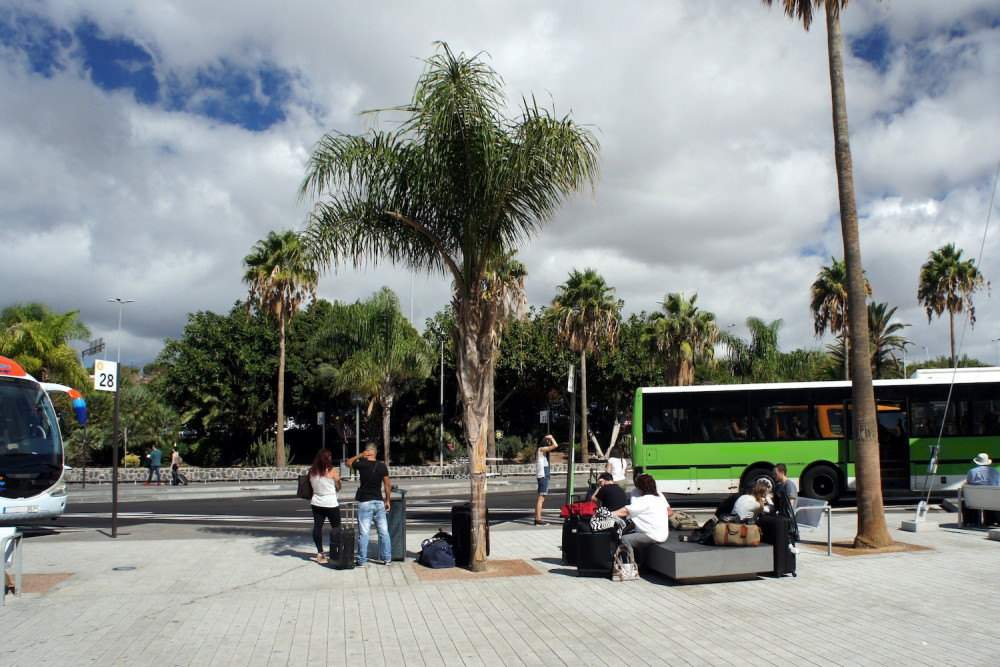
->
<box><xmin>357</xmin><ymin>499</ymin><xmax>391</xmax><ymax>564</ymax></box>
<box><xmin>147</xmin><ymin>466</ymin><xmax>161</xmax><ymax>483</ymax></box>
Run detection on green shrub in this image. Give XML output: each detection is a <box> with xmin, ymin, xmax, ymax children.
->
<box><xmin>122</xmin><ymin>454</ymin><xmax>141</xmax><ymax>468</ymax></box>
<box><xmin>246</xmin><ymin>435</ymin><xmax>292</xmax><ymax>467</ymax></box>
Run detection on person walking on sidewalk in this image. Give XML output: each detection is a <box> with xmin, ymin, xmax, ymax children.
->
<box><xmin>170</xmin><ymin>444</ymin><xmax>188</xmax><ymax>486</ymax></box>
<box><xmin>144</xmin><ymin>444</ymin><xmax>162</xmax><ymax>485</ymax></box>
<box><xmin>347</xmin><ymin>444</ymin><xmax>392</xmax><ymax>566</ymax></box>
<box><xmin>309</xmin><ymin>448</ymin><xmax>342</xmax><ymax>565</ymax></box>
<box><xmin>534</xmin><ymin>435</ymin><xmax>559</xmax><ymax>525</ymax></box>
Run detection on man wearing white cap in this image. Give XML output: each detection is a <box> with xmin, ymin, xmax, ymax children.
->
<box><xmin>964</xmin><ymin>453</ymin><xmax>999</xmax><ymax>526</ymax></box>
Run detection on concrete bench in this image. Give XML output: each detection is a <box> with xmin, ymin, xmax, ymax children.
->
<box><xmin>2</xmin><ymin>528</ymin><xmax>22</xmax><ymax>605</ymax></box>
<box><xmin>642</xmin><ymin>531</ymin><xmax>773</xmax><ymax>584</ymax></box>
<box><xmin>958</xmin><ymin>485</ymin><xmax>1000</xmax><ymax>530</ymax></box>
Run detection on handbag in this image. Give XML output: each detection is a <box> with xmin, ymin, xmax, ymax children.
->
<box><xmin>296</xmin><ymin>474</ymin><xmax>313</xmax><ymax>501</ymax></box>
<box><xmin>612</xmin><ymin>544</ymin><xmax>639</xmax><ymax>581</ymax></box>
<box><xmin>669</xmin><ymin>510</ymin><xmax>701</xmax><ymax>531</ymax></box>
<box><xmin>713</xmin><ymin>521</ymin><xmax>762</xmax><ymax>547</ymax></box>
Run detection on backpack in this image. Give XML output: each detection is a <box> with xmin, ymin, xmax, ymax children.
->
<box><xmin>296</xmin><ymin>474</ymin><xmax>313</xmax><ymax>501</ymax></box>
<box><xmin>418</xmin><ymin>537</ymin><xmax>456</xmax><ymax>568</ymax></box>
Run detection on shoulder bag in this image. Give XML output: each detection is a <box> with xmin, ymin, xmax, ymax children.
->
<box><xmin>713</xmin><ymin>521</ymin><xmax>762</xmax><ymax>547</ymax></box>
<box><xmin>296</xmin><ymin>474</ymin><xmax>313</xmax><ymax>501</ymax></box>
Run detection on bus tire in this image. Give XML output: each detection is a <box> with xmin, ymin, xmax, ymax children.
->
<box><xmin>801</xmin><ymin>465</ymin><xmax>840</xmax><ymax>503</ymax></box>
<box><xmin>742</xmin><ymin>466</ymin><xmax>774</xmax><ymax>493</ymax></box>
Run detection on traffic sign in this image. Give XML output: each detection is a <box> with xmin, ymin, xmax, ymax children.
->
<box><xmin>539</xmin><ymin>410</ymin><xmax>549</xmax><ymax>424</ymax></box>
<box><xmin>94</xmin><ymin>360</ymin><xmax>118</xmax><ymax>392</ymax></box>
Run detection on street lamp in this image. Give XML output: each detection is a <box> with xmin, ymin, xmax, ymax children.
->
<box><xmin>991</xmin><ymin>338</ymin><xmax>999</xmax><ymax>366</ymax></box>
<box><xmin>106</xmin><ymin>297</ymin><xmax>133</xmax><ymax>539</ymax></box>
<box><xmin>921</xmin><ymin>346</ymin><xmax>930</xmax><ymax>364</ymax></box>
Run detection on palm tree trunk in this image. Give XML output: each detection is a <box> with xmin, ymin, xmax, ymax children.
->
<box><xmin>825</xmin><ymin>2</ymin><xmax>891</xmax><ymax>548</ymax></box>
<box><xmin>949</xmin><ymin>311</ymin><xmax>956</xmax><ymax>368</ymax></box>
<box><xmin>842</xmin><ymin>333</ymin><xmax>849</xmax><ymax>380</ymax></box>
<box><xmin>381</xmin><ymin>399</ymin><xmax>392</xmax><ymax>466</ymax></box>
<box><xmin>455</xmin><ymin>299</ymin><xmax>493</xmax><ymax>572</ymax></box>
<box><xmin>276</xmin><ymin>315</ymin><xmax>286</xmax><ymax>468</ymax></box>
<box><xmin>580</xmin><ymin>349</ymin><xmax>589</xmax><ymax>464</ymax></box>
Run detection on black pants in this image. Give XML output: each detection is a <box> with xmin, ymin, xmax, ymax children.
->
<box><xmin>312</xmin><ymin>505</ymin><xmax>342</xmax><ymax>553</ymax></box>
<box><xmin>170</xmin><ymin>464</ymin><xmax>186</xmax><ymax>485</ymax></box>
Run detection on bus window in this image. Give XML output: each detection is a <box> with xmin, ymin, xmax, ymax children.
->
<box><xmin>641</xmin><ymin>393</ymin><xmax>690</xmax><ymax>444</ymax></box>
<box><xmin>909</xmin><ymin>384</ymin><xmax>966</xmax><ymax>438</ymax></box>
<box><xmin>692</xmin><ymin>390</ymin><xmax>750</xmax><ymax>442</ymax></box>
<box><xmin>970</xmin><ymin>384</ymin><xmax>1000</xmax><ymax>435</ymax></box>
<box><xmin>749</xmin><ymin>389</ymin><xmax>811</xmax><ymax>441</ymax></box>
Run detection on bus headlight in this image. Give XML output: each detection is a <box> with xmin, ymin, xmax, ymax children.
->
<box><xmin>50</xmin><ymin>480</ymin><xmax>67</xmax><ymax>497</ymax></box>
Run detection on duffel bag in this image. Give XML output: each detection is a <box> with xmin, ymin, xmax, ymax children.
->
<box><xmin>713</xmin><ymin>522</ymin><xmax>762</xmax><ymax>547</ymax></box>
<box><xmin>560</xmin><ymin>501</ymin><xmax>597</xmax><ymax>518</ymax></box>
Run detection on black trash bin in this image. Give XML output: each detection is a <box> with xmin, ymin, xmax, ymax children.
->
<box><xmin>387</xmin><ymin>487</ymin><xmax>407</xmax><ymax>561</ymax></box>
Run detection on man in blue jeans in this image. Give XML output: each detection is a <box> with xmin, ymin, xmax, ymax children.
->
<box><xmin>347</xmin><ymin>444</ymin><xmax>392</xmax><ymax>566</ymax></box>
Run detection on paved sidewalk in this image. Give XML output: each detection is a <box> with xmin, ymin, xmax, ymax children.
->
<box><xmin>4</xmin><ymin>506</ymin><xmax>999</xmax><ymax>666</ymax></box>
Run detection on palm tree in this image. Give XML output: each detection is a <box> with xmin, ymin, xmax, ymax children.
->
<box><xmin>642</xmin><ymin>293</ymin><xmax>718</xmax><ymax>386</ymax></box>
<box><xmin>0</xmin><ymin>302</ymin><xmax>91</xmax><ymax>387</ymax></box>
<box><xmin>550</xmin><ymin>268</ymin><xmax>620</xmax><ymax>463</ymax></box>
<box><xmin>721</xmin><ymin>316</ymin><xmax>782</xmax><ymax>383</ymax></box>
<box><xmin>867</xmin><ymin>302</ymin><xmax>909</xmax><ymax>379</ymax></box>
<box><xmin>917</xmin><ymin>243</ymin><xmax>989</xmax><ymax>368</ymax></box>
<box><xmin>810</xmin><ymin>256</ymin><xmax>871</xmax><ymax>380</ymax></box>
<box><xmin>242</xmin><ymin>230</ymin><xmax>318</xmax><ymax>468</ymax></box>
<box><xmin>299</xmin><ymin>43</ymin><xmax>599</xmax><ymax>570</ymax></box>
<box><xmin>762</xmin><ymin>0</ymin><xmax>891</xmax><ymax>549</ymax></box>
<box><xmin>316</xmin><ymin>288</ymin><xmax>434</xmax><ymax>465</ymax></box>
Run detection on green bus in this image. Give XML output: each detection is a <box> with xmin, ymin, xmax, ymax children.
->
<box><xmin>631</xmin><ymin>368</ymin><xmax>1000</xmax><ymax>502</ymax></box>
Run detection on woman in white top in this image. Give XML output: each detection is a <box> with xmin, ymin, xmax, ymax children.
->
<box><xmin>613</xmin><ymin>473</ymin><xmax>672</xmax><ymax>560</ymax></box>
<box><xmin>534</xmin><ymin>435</ymin><xmax>559</xmax><ymax>525</ymax></box>
<box><xmin>309</xmin><ymin>448</ymin><xmax>342</xmax><ymax>564</ymax></box>
<box><xmin>605</xmin><ymin>445</ymin><xmax>628</xmax><ymax>490</ymax></box>
<box><xmin>731</xmin><ymin>481</ymin><xmax>770</xmax><ymax>522</ymax></box>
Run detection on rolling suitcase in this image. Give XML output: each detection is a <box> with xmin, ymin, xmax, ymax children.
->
<box><xmin>758</xmin><ymin>514</ymin><xmax>796</xmax><ymax>577</ymax></box>
<box><xmin>330</xmin><ymin>503</ymin><xmax>357</xmax><ymax>570</ymax></box>
<box><xmin>575</xmin><ymin>523</ymin><xmax>618</xmax><ymax>578</ymax></box>
<box><xmin>562</xmin><ymin>514</ymin><xmax>581</xmax><ymax>566</ymax></box>
<box><xmin>451</xmin><ymin>504</ymin><xmax>490</xmax><ymax>568</ymax></box>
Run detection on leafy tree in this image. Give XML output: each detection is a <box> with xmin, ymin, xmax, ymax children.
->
<box><xmin>810</xmin><ymin>256</ymin><xmax>871</xmax><ymax>380</ymax></box>
<box><xmin>550</xmin><ymin>268</ymin><xmax>620</xmax><ymax>463</ymax></box>
<box><xmin>299</xmin><ymin>43</ymin><xmax>599</xmax><ymax>570</ymax></box>
<box><xmin>0</xmin><ymin>302</ymin><xmax>90</xmax><ymax>387</ymax></box>
<box><xmin>917</xmin><ymin>243</ymin><xmax>989</xmax><ymax>368</ymax></box>
<box><xmin>643</xmin><ymin>293</ymin><xmax>718</xmax><ymax>386</ymax></box>
<box><xmin>153</xmin><ymin>302</ymin><xmax>278</xmax><ymax>463</ymax></box>
<box><xmin>242</xmin><ymin>230</ymin><xmax>319</xmax><ymax>467</ymax></box>
<box><xmin>722</xmin><ymin>317</ymin><xmax>783</xmax><ymax>383</ymax></box>
<box><xmin>763</xmin><ymin>0</ymin><xmax>891</xmax><ymax>549</ymax></box>
<box><xmin>315</xmin><ymin>287</ymin><xmax>434</xmax><ymax>465</ymax></box>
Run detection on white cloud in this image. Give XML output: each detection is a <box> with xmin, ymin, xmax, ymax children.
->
<box><xmin>2</xmin><ymin>0</ymin><xmax>999</xmax><ymax>369</ymax></box>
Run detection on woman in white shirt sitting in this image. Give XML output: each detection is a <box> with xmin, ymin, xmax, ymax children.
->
<box><xmin>605</xmin><ymin>445</ymin><xmax>629</xmax><ymax>490</ymax></box>
<box><xmin>731</xmin><ymin>481</ymin><xmax>770</xmax><ymax>522</ymax></box>
<box><xmin>613</xmin><ymin>473</ymin><xmax>672</xmax><ymax>559</ymax></box>
<box><xmin>309</xmin><ymin>448</ymin><xmax>343</xmax><ymax>564</ymax></box>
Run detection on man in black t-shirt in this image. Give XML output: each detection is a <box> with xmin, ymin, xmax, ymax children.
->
<box><xmin>592</xmin><ymin>472</ymin><xmax>628</xmax><ymax>511</ymax></box>
<box><xmin>347</xmin><ymin>444</ymin><xmax>392</xmax><ymax>566</ymax></box>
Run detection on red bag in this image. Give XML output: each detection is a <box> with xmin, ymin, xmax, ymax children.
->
<box><xmin>560</xmin><ymin>501</ymin><xmax>597</xmax><ymax>518</ymax></box>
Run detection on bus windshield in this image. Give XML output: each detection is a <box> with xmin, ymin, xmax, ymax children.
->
<box><xmin>0</xmin><ymin>376</ymin><xmax>63</xmax><ymax>499</ymax></box>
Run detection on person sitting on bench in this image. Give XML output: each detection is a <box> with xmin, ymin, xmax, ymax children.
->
<box><xmin>731</xmin><ymin>481</ymin><xmax>770</xmax><ymax>522</ymax></box>
<box><xmin>592</xmin><ymin>473</ymin><xmax>628</xmax><ymax>511</ymax></box>
<box><xmin>613</xmin><ymin>474</ymin><xmax>672</xmax><ymax>561</ymax></box>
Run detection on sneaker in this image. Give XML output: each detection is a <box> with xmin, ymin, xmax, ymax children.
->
<box><xmin>355</xmin><ymin>560</ymin><xmax>366</xmax><ymax>568</ymax></box>
<box><xmin>143</xmin><ymin>482</ymin><xmax>151</xmax><ymax>486</ymax></box>
<box><xmin>316</xmin><ymin>554</ymin><xmax>328</xmax><ymax>565</ymax></box>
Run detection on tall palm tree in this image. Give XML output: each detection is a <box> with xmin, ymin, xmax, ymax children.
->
<box><xmin>642</xmin><ymin>293</ymin><xmax>718</xmax><ymax>386</ymax></box>
<box><xmin>316</xmin><ymin>288</ymin><xmax>434</xmax><ymax>465</ymax></box>
<box><xmin>0</xmin><ymin>302</ymin><xmax>91</xmax><ymax>387</ymax></box>
<box><xmin>550</xmin><ymin>268</ymin><xmax>620</xmax><ymax>463</ymax></box>
<box><xmin>917</xmin><ymin>243</ymin><xmax>989</xmax><ymax>368</ymax></box>
<box><xmin>242</xmin><ymin>230</ymin><xmax>318</xmax><ymax>468</ymax></box>
<box><xmin>867</xmin><ymin>302</ymin><xmax>909</xmax><ymax>379</ymax></box>
<box><xmin>810</xmin><ymin>256</ymin><xmax>871</xmax><ymax>380</ymax></box>
<box><xmin>299</xmin><ymin>43</ymin><xmax>599</xmax><ymax>570</ymax></box>
<box><xmin>762</xmin><ymin>0</ymin><xmax>891</xmax><ymax>549</ymax></box>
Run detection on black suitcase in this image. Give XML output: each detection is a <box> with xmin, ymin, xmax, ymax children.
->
<box><xmin>562</xmin><ymin>515</ymin><xmax>581</xmax><ymax>566</ymax></box>
<box><xmin>758</xmin><ymin>514</ymin><xmax>796</xmax><ymax>577</ymax></box>
<box><xmin>576</xmin><ymin>524</ymin><xmax>617</xmax><ymax>578</ymax></box>
<box><xmin>451</xmin><ymin>504</ymin><xmax>490</xmax><ymax>567</ymax></box>
<box><xmin>330</xmin><ymin>503</ymin><xmax>357</xmax><ymax>570</ymax></box>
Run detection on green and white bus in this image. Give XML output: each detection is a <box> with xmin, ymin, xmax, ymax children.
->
<box><xmin>631</xmin><ymin>368</ymin><xmax>1000</xmax><ymax>502</ymax></box>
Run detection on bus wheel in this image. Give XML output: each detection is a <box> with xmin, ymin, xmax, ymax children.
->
<box><xmin>801</xmin><ymin>465</ymin><xmax>840</xmax><ymax>503</ymax></box>
<box><xmin>742</xmin><ymin>467</ymin><xmax>774</xmax><ymax>493</ymax></box>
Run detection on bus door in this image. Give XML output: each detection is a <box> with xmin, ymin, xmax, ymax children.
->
<box><xmin>830</xmin><ymin>400</ymin><xmax>909</xmax><ymax>490</ymax></box>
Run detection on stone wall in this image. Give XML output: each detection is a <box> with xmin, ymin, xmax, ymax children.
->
<box><xmin>64</xmin><ymin>462</ymin><xmax>602</xmax><ymax>484</ymax></box>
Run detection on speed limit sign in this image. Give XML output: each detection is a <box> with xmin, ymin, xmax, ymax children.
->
<box><xmin>94</xmin><ymin>360</ymin><xmax>118</xmax><ymax>392</ymax></box>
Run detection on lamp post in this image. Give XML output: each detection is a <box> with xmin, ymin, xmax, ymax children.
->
<box><xmin>439</xmin><ymin>340</ymin><xmax>444</xmax><ymax>472</ymax></box>
<box><xmin>107</xmin><ymin>297</ymin><xmax>133</xmax><ymax>539</ymax></box>
<box><xmin>991</xmin><ymin>339</ymin><xmax>999</xmax><ymax>366</ymax></box>
<box><xmin>922</xmin><ymin>346</ymin><xmax>930</xmax><ymax>364</ymax></box>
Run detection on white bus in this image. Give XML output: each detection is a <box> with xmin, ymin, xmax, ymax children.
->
<box><xmin>1</xmin><ymin>355</ymin><xmax>87</xmax><ymax>524</ymax></box>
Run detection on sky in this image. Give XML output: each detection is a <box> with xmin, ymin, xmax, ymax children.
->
<box><xmin>2</xmin><ymin>0</ymin><xmax>1000</xmax><ymax>371</ymax></box>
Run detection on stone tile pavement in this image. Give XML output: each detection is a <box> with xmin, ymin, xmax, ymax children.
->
<box><xmin>3</xmin><ymin>506</ymin><xmax>999</xmax><ymax>666</ymax></box>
